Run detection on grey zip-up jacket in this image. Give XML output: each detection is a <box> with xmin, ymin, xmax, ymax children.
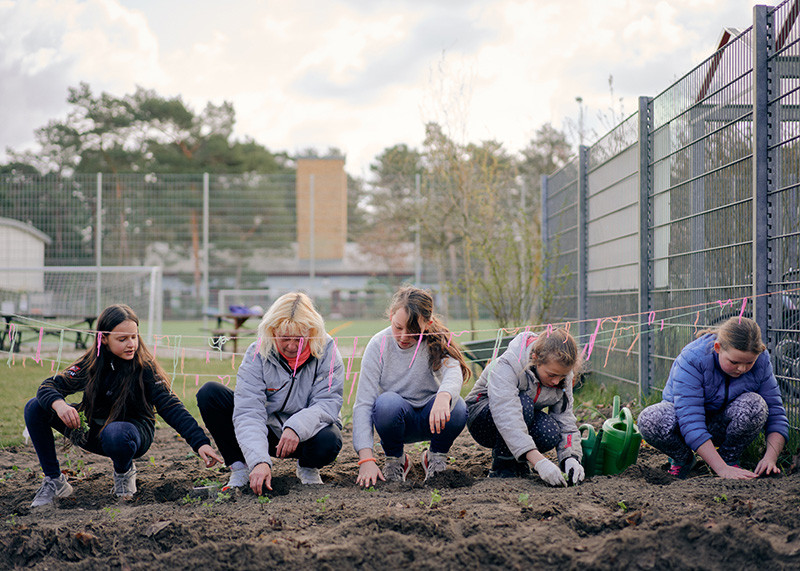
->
<box><xmin>465</xmin><ymin>332</ymin><xmax>582</xmax><ymax>464</ymax></box>
<box><xmin>233</xmin><ymin>335</ymin><xmax>344</xmax><ymax>468</ymax></box>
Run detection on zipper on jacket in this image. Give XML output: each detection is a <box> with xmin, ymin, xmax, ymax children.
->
<box><xmin>722</xmin><ymin>375</ymin><xmax>731</xmax><ymax>410</ymax></box>
<box><xmin>275</xmin><ymin>355</ymin><xmax>319</xmax><ymax>413</ymax></box>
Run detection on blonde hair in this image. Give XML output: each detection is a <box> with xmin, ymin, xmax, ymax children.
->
<box><xmin>257</xmin><ymin>292</ymin><xmax>327</xmax><ymax>358</ymax></box>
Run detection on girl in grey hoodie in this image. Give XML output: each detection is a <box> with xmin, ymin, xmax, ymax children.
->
<box><xmin>353</xmin><ymin>286</ymin><xmax>471</xmax><ymax>486</ymax></box>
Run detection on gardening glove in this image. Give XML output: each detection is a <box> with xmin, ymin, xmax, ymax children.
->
<box><xmin>564</xmin><ymin>458</ymin><xmax>585</xmax><ymax>485</ymax></box>
<box><xmin>534</xmin><ymin>458</ymin><xmax>566</xmax><ymax>487</ymax></box>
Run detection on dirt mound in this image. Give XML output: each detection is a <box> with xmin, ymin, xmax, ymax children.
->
<box><xmin>2</xmin><ymin>427</ymin><xmax>799</xmax><ymax>570</ymax></box>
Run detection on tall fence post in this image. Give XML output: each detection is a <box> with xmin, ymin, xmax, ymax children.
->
<box><xmin>577</xmin><ymin>146</ymin><xmax>588</xmax><ymax>342</ymax></box>
<box><xmin>95</xmin><ymin>172</ymin><xmax>103</xmax><ymax>317</ymax></box>
<box><xmin>309</xmin><ymin>174</ymin><xmax>315</xmax><ymax>282</ymax></box>
<box><xmin>752</xmin><ymin>4</ymin><xmax>770</xmax><ymax>340</ymax></box>
<box><xmin>202</xmin><ymin>173</ymin><xmax>210</xmax><ymax>328</ymax></box>
<box><xmin>540</xmin><ymin>174</ymin><xmax>549</xmax><ymax>287</ymax></box>
<box><xmin>638</xmin><ymin>97</ymin><xmax>653</xmax><ymax>396</ymax></box>
<box><xmin>415</xmin><ymin>173</ymin><xmax>422</xmax><ymax>284</ymax></box>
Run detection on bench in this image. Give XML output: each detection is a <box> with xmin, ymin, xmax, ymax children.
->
<box><xmin>211</xmin><ymin>329</ymin><xmax>258</xmax><ymax>354</ymax></box>
<box><xmin>460</xmin><ymin>335</ymin><xmax>516</xmax><ymax>375</ymax></box>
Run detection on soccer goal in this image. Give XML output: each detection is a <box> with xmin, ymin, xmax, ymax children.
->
<box><xmin>0</xmin><ymin>266</ymin><xmax>163</xmax><ymax>342</ymax></box>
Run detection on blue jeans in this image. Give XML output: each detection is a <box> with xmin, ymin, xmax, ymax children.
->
<box><xmin>372</xmin><ymin>391</ymin><xmax>467</xmax><ymax>457</ymax></box>
<box><xmin>24</xmin><ymin>397</ymin><xmax>145</xmax><ymax>478</ymax></box>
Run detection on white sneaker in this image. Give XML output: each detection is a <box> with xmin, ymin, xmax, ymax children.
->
<box><xmin>112</xmin><ymin>463</ymin><xmax>137</xmax><ymax>498</ymax></box>
<box><xmin>223</xmin><ymin>464</ymin><xmax>251</xmax><ymax>490</ymax></box>
<box><xmin>31</xmin><ymin>473</ymin><xmax>73</xmax><ymax>507</ymax></box>
<box><xmin>296</xmin><ymin>461</ymin><xmax>323</xmax><ymax>484</ymax></box>
<box><xmin>422</xmin><ymin>450</ymin><xmax>448</xmax><ymax>481</ymax></box>
<box><xmin>384</xmin><ymin>453</ymin><xmax>411</xmax><ymax>482</ymax></box>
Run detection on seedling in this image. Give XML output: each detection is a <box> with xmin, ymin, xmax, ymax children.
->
<box><xmin>617</xmin><ymin>501</ymin><xmax>628</xmax><ymax>512</ymax></box>
<box><xmin>257</xmin><ymin>495</ymin><xmax>272</xmax><ymax>505</ymax></box>
<box><xmin>181</xmin><ymin>493</ymin><xmax>200</xmax><ymax>505</ymax></box>
<box><xmin>316</xmin><ymin>494</ymin><xmax>331</xmax><ymax>512</ymax></box>
<box><xmin>214</xmin><ymin>492</ymin><xmax>231</xmax><ymax>504</ymax></box>
<box><xmin>421</xmin><ymin>489</ymin><xmax>442</xmax><ymax>509</ymax></box>
<box><xmin>149</xmin><ymin>456</ymin><xmax>156</xmax><ymax>466</ymax></box>
<box><xmin>78</xmin><ymin>411</ymin><xmax>90</xmax><ymax>433</ymax></box>
<box><xmin>5</xmin><ymin>513</ymin><xmax>17</xmax><ymax>526</ymax></box>
<box><xmin>413</xmin><ymin>441</ymin><xmax>431</xmax><ymax>453</ymax></box>
<box><xmin>714</xmin><ymin>494</ymin><xmax>727</xmax><ymax>503</ymax></box>
<box><xmin>103</xmin><ymin>507</ymin><xmax>121</xmax><ymax>522</ymax></box>
<box><xmin>364</xmin><ymin>486</ymin><xmax>377</xmax><ymax>493</ymax></box>
<box><xmin>518</xmin><ymin>493</ymin><xmax>530</xmax><ymax>508</ymax></box>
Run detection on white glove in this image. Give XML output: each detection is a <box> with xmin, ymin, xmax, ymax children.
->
<box><xmin>534</xmin><ymin>458</ymin><xmax>566</xmax><ymax>487</ymax></box>
<box><xmin>564</xmin><ymin>458</ymin><xmax>585</xmax><ymax>485</ymax></box>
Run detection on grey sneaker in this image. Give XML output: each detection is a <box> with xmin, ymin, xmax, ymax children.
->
<box><xmin>296</xmin><ymin>461</ymin><xmax>323</xmax><ymax>485</ymax></box>
<box><xmin>384</xmin><ymin>453</ymin><xmax>411</xmax><ymax>482</ymax></box>
<box><xmin>31</xmin><ymin>473</ymin><xmax>73</xmax><ymax>507</ymax></box>
<box><xmin>223</xmin><ymin>464</ymin><xmax>250</xmax><ymax>490</ymax></box>
<box><xmin>112</xmin><ymin>463</ymin><xmax>137</xmax><ymax>498</ymax></box>
<box><xmin>422</xmin><ymin>450</ymin><xmax>448</xmax><ymax>481</ymax></box>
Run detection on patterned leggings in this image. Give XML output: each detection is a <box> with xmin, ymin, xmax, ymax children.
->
<box><xmin>637</xmin><ymin>392</ymin><xmax>768</xmax><ymax>465</ymax></box>
<box><xmin>467</xmin><ymin>392</ymin><xmax>560</xmax><ymax>460</ymax></box>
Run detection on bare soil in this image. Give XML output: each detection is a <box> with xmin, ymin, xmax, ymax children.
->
<box><xmin>2</xmin><ymin>411</ymin><xmax>800</xmax><ymax>570</ymax></box>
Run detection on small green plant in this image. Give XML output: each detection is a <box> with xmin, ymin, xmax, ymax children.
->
<box><xmin>214</xmin><ymin>492</ymin><xmax>231</xmax><ymax>504</ymax></box>
<box><xmin>316</xmin><ymin>493</ymin><xmax>331</xmax><ymax>512</ymax></box>
<box><xmin>193</xmin><ymin>477</ymin><xmax>222</xmax><ymax>487</ymax></box>
<box><xmin>5</xmin><ymin>513</ymin><xmax>17</xmax><ymax>526</ymax></box>
<box><xmin>714</xmin><ymin>494</ymin><xmax>728</xmax><ymax>503</ymax></box>
<box><xmin>518</xmin><ymin>493</ymin><xmax>530</xmax><ymax>508</ymax></box>
<box><xmin>149</xmin><ymin>456</ymin><xmax>156</xmax><ymax>466</ymax></box>
<box><xmin>617</xmin><ymin>501</ymin><xmax>628</xmax><ymax>512</ymax></box>
<box><xmin>364</xmin><ymin>486</ymin><xmax>377</xmax><ymax>493</ymax></box>
<box><xmin>103</xmin><ymin>507</ymin><xmax>121</xmax><ymax>521</ymax></box>
<box><xmin>78</xmin><ymin>411</ymin><xmax>90</xmax><ymax>433</ymax></box>
<box><xmin>413</xmin><ymin>441</ymin><xmax>431</xmax><ymax>453</ymax></box>
<box><xmin>447</xmin><ymin>456</ymin><xmax>456</xmax><ymax>465</ymax></box>
<box><xmin>421</xmin><ymin>489</ymin><xmax>442</xmax><ymax>509</ymax></box>
<box><xmin>201</xmin><ymin>501</ymin><xmax>214</xmax><ymax>515</ymax></box>
<box><xmin>181</xmin><ymin>493</ymin><xmax>200</xmax><ymax>505</ymax></box>
<box><xmin>257</xmin><ymin>495</ymin><xmax>272</xmax><ymax>504</ymax></box>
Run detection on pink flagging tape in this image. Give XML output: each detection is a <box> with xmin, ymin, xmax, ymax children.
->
<box><xmin>739</xmin><ymin>298</ymin><xmax>748</xmax><ymax>322</ymax></box>
<box><xmin>34</xmin><ymin>327</ymin><xmax>43</xmax><ymax>363</ymax></box>
<box><xmin>346</xmin><ymin>337</ymin><xmax>358</xmax><ymax>380</ymax></box>
<box><xmin>408</xmin><ymin>333</ymin><xmax>423</xmax><ymax>368</ymax></box>
<box><xmin>293</xmin><ymin>337</ymin><xmax>304</xmax><ymax>375</ymax></box>
<box><xmin>379</xmin><ymin>335</ymin><xmax>387</xmax><ymax>363</ymax></box>
<box><xmin>96</xmin><ymin>332</ymin><xmax>102</xmax><ymax>357</ymax></box>
<box><xmin>218</xmin><ymin>375</ymin><xmax>231</xmax><ymax>386</ymax></box>
<box><xmin>648</xmin><ymin>311</ymin><xmax>655</xmax><ymax>326</ymax></box>
<box><xmin>347</xmin><ymin>372</ymin><xmax>358</xmax><ymax>405</ymax></box>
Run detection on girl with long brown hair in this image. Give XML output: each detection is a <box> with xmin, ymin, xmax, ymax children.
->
<box><xmin>25</xmin><ymin>304</ymin><xmax>222</xmax><ymax>507</ymax></box>
<box><xmin>353</xmin><ymin>286</ymin><xmax>471</xmax><ymax>486</ymax></box>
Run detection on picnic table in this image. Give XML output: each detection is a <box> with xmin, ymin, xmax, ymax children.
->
<box><xmin>0</xmin><ymin>314</ymin><xmax>97</xmax><ymax>353</ymax></box>
<box><xmin>211</xmin><ymin>312</ymin><xmax>261</xmax><ymax>354</ymax></box>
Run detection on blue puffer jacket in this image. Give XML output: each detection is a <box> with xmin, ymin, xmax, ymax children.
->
<box><xmin>662</xmin><ymin>334</ymin><xmax>789</xmax><ymax>450</ymax></box>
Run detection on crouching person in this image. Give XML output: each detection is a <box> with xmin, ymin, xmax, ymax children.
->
<box><xmin>197</xmin><ymin>292</ymin><xmax>344</xmax><ymax>494</ymax></box>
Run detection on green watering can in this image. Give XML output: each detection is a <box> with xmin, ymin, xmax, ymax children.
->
<box><xmin>580</xmin><ymin>396</ymin><xmax>642</xmax><ymax>477</ymax></box>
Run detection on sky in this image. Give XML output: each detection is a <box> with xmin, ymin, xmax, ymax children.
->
<box><xmin>0</xmin><ymin>0</ymin><xmax>768</xmax><ymax>178</ymax></box>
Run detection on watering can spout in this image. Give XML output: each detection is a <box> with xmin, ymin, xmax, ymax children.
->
<box><xmin>600</xmin><ymin>398</ymin><xmax>642</xmax><ymax>475</ymax></box>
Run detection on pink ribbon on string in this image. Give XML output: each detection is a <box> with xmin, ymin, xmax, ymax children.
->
<box><xmin>254</xmin><ymin>336</ymin><xmax>262</xmax><ymax>360</ymax></box>
<box><xmin>379</xmin><ymin>335</ymin><xmax>387</xmax><ymax>363</ymax></box>
<box><xmin>218</xmin><ymin>375</ymin><xmax>231</xmax><ymax>386</ymax></box>
<box><xmin>195</xmin><ymin>374</ymin><xmax>200</xmax><ymax>387</ymax></box>
<box><xmin>345</xmin><ymin>337</ymin><xmax>358</xmax><ymax>380</ymax></box>
<box><xmin>581</xmin><ymin>319</ymin><xmax>602</xmax><ymax>361</ymax></box>
<box><xmin>739</xmin><ymin>298</ymin><xmax>748</xmax><ymax>322</ymax></box>
<box><xmin>408</xmin><ymin>332</ymin><xmax>424</xmax><ymax>368</ymax></box>
<box><xmin>347</xmin><ymin>372</ymin><xmax>358</xmax><ymax>405</ymax></box>
<box><xmin>648</xmin><ymin>311</ymin><xmax>655</xmax><ymax>326</ymax></box>
<box><xmin>292</xmin><ymin>337</ymin><xmax>304</xmax><ymax>375</ymax></box>
<box><xmin>660</xmin><ymin>319</ymin><xmax>664</xmax><ymax>331</ymax></box>
<box><xmin>206</xmin><ymin>351</ymin><xmax>210</xmax><ymax>363</ymax></box>
<box><xmin>717</xmin><ymin>299</ymin><xmax>733</xmax><ymax>310</ymax></box>
<box><xmin>545</xmin><ymin>324</ymin><xmax>553</xmax><ymax>337</ymax></box>
<box><xmin>446</xmin><ymin>332</ymin><xmax>453</xmax><ymax>347</ymax></box>
<box><xmin>96</xmin><ymin>331</ymin><xmax>102</xmax><ymax>356</ymax></box>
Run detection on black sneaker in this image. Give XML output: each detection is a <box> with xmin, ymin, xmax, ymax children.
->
<box><xmin>489</xmin><ymin>456</ymin><xmax>530</xmax><ymax>478</ymax></box>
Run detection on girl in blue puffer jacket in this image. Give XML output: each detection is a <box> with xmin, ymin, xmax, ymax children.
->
<box><xmin>638</xmin><ymin>317</ymin><xmax>788</xmax><ymax>479</ymax></box>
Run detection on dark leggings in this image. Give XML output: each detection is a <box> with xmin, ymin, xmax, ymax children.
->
<box><xmin>637</xmin><ymin>392</ymin><xmax>769</xmax><ymax>465</ymax></box>
<box><xmin>467</xmin><ymin>392</ymin><xmax>560</xmax><ymax>459</ymax></box>
<box><xmin>24</xmin><ymin>398</ymin><xmax>147</xmax><ymax>478</ymax></box>
<box><xmin>196</xmin><ymin>381</ymin><xmax>342</xmax><ymax>469</ymax></box>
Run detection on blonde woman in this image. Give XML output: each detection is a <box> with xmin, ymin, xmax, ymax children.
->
<box><xmin>197</xmin><ymin>292</ymin><xmax>344</xmax><ymax>494</ymax></box>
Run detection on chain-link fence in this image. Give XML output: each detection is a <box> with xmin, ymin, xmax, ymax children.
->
<box><xmin>542</xmin><ymin>1</ymin><xmax>800</xmax><ymax>432</ymax></box>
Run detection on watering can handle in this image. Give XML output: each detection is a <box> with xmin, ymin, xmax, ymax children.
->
<box><xmin>612</xmin><ymin>395</ymin><xmax>620</xmax><ymax>418</ymax></box>
<box><xmin>616</xmin><ymin>407</ymin><xmax>634</xmax><ymax>471</ymax></box>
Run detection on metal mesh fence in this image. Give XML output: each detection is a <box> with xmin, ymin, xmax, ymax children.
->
<box><xmin>542</xmin><ymin>0</ymin><xmax>800</xmax><ymax>433</ymax></box>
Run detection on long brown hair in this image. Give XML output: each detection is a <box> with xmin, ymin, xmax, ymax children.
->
<box><xmin>388</xmin><ymin>286</ymin><xmax>471</xmax><ymax>382</ymax></box>
<box><xmin>67</xmin><ymin>304</ymin><xmax>169</xmax><ymax>429</ymax></box>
